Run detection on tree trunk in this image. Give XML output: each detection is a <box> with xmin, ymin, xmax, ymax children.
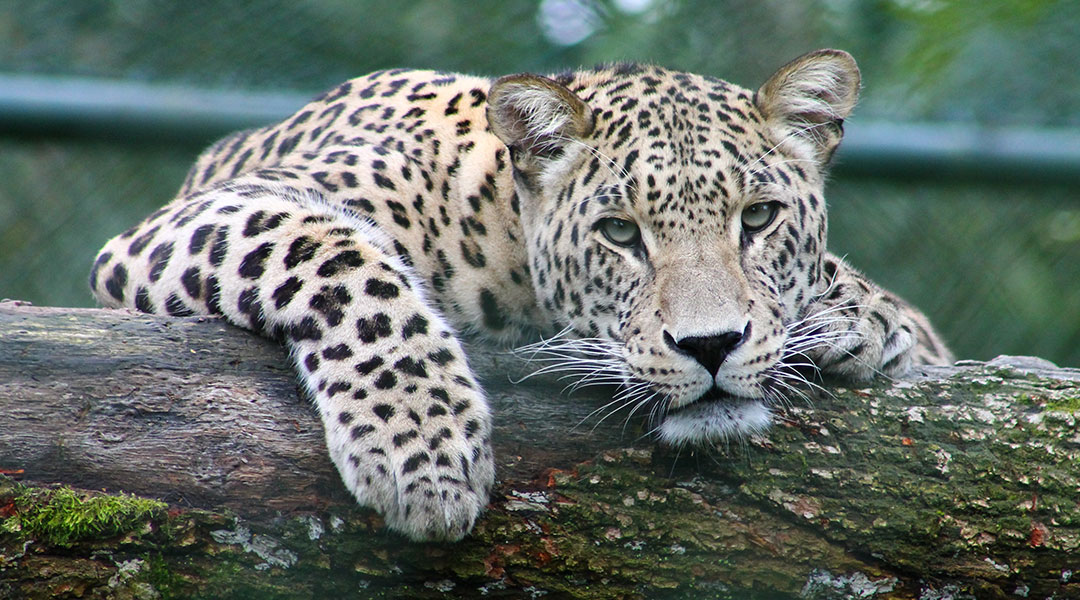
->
<box><xmin>1</xmin><ymin>301</ymin><xmax>1078</xmax><ymax>599</ymax></box>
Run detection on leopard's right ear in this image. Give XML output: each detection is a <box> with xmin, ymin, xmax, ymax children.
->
<box><xmin>756</xmin><ymin>49</ymin><xmax>861</xmax><ymax>165</ymax></box>
<box><xmin>486</xmin><ymin>74</ymin><xmax>594</xmax><ymax>170</ymax></box>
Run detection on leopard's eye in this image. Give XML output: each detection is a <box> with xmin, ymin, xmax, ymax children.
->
<box><xmin>598</xmin><ymin>217</ymin><xmax>641</xmax><ymax>247</ymax></box>
<box><xmin>741</xmin><ymin>202</ymin><xmax>780</xmax><ymax>234</ymax></box>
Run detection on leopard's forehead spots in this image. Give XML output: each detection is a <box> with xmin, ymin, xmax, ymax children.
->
<box><xmin>561</xmin><ymin>66</ymin><xmax>815</xmax><ymax>240</ymax></box>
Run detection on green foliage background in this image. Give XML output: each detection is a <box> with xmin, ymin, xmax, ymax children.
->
<box><xmin>1</xmin><ymin>0</ymin><xmax>1077</xmax><ymax>365</ymax></box>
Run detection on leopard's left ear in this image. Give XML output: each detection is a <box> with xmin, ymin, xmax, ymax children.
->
<box><xmin>487</xmin><ymin>74</ymin><xmax>594</xmax><ymax>172</ymax></box>
<box><xmin>756</xmin><ymin>49</ymin><xmax>861</xmax><ymax>165</ymax></box>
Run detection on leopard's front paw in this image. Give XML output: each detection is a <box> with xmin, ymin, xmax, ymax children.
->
<box><xmin>797</xmin><ymin>289</ymin><xmax>918</xmax><ymax>381</ymax></box>
<box><xmin>324</xmin><ymin>385</ymin><xmax>496</xmax><ymax>541</ymax></box>
<box><xmin>378</xmin><ymin>434</ymin><xmax>496</xmax><ymax>542</ymax></box>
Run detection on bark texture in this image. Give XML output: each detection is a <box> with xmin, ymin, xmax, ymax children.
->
<box><xmin>1</xmin><ymin>301</ymin><xmax>1079</xmax><ymax>599</ymax></box>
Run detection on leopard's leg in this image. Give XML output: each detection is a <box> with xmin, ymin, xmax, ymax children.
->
<box><xmin>90</xmin><ymin>179</ymin><xmax>494</xmax><ymax>541</ymax></box>
<box><xmin>794</xmin><ymin>253</ymin><xmax>954</xmax><ymax>380</ymax></box>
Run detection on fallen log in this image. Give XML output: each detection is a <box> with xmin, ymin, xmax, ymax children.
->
<box><xmin>1</xmin><ymin>301</ymin><xmax>1078</xmax><ymax>599</ymax></box>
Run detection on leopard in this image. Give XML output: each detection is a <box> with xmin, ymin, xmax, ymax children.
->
<box><xmin>89</xmin><ymin>48</ymin><xmax>953</xmax><ymax>542</ymax></box>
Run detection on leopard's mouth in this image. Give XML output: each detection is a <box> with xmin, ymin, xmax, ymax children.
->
<box><xmin>657</xmin><ymin>385</ymin><xmax>772</xmax><ymax>446</ymax></box>
<box><xmin>665</xmin><ymin>385</ymin><xmax>754</xmax><ymax>414</ymax></box>
<box><xmin>692</xmin><ymin>385</ymin><xmax>737</xmax><ymax>403</ymax></box>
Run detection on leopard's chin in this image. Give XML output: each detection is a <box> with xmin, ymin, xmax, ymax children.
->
<box><xmin>657</xmin><ymin>388</ymin><xmax>771</xmax><ymax>446</ymax></box>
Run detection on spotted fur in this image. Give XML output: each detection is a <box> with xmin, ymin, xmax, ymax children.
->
<box><xmin>91</xmin><ymin>49</ymin><xmax>952</xmax><ymax>541</ymax></box>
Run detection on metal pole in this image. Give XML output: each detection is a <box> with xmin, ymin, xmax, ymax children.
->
<box><xmin>2</xmin><ymin>73</ymin><xmax>1078</xmax><ymax>182</ymax></box>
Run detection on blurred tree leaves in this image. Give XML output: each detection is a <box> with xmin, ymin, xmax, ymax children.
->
<box><xmin>872</xmin><ymin>0</ymin><xmax>1078</xmax><ymax>125</ymax></box>
<box><xmin>2</xmin><ymin>0</ymin><xmax>1077</xmax><ymax>123</ymax></box>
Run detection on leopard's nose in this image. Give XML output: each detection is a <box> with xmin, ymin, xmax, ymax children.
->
<box><xmin>666</xmin><ymin>325</ymin><xmax>749</xmax><ymax>377</ymax></box>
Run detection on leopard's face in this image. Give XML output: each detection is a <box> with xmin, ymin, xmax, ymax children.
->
<box><xmin>488</xmin><ymin>52</ymin><xmax>860</xmax><ymax>444</ymax></box>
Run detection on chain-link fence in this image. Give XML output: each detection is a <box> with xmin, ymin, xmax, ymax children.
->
<box><xmin>2</xmin><ymin>0</ymin><xmax>1078</xmax><ymax>366</ymax></box>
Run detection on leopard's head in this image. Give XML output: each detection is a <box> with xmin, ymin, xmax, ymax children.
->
<box><xmin>487</xmin><ymin>50</ymin><xmax>860</xmax><ymax>444</ymax></box>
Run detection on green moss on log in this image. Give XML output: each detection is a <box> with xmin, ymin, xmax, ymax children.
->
<box><xmin>0</xmin><ymin>478</ymin><xmax>166</xmax><ymax>546</ymax></box>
